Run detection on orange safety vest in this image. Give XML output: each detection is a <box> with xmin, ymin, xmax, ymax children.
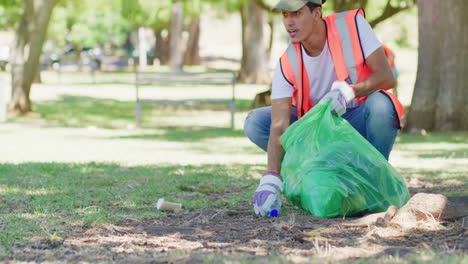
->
<box><xmin>279</xmin><ymin>9</ymin><xmax>404</xmax><ymax>121</ymax></box>
<box><xmin>383</xmin><ymin>44</ymin><xmax>396</xmax><ymax>68</ymax></box>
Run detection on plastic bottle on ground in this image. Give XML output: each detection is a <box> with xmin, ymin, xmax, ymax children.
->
<box><xmin>268</xmin><ymin>198</ymin><xmax>281</xmax><ymax>218</ymax></box>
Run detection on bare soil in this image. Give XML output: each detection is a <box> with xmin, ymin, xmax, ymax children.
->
<box><xmin>13</xmin><ymin>200</ymin><xmax>467</xmax><ymax>263</ymax></box>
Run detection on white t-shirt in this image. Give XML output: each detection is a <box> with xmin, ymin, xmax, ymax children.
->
<box><xmin>271</xmin><ymin>15</ymin><xmax>381</xmax><ymax>107</ymax></box>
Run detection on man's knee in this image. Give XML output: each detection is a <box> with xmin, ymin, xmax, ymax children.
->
<box><xmin>364</xmin><ymin>92</ymin><xmax>399</xmax><ymax>159</ymax></box>
<box><xmin>243</xmin><ymin>109</ymin><xmax>258</xmax><ymax>139</ymax></box>
<box><xmin>365</xmin><ymin>91</ymin><xmax>395</xmax><ymax>117</ymax></box>
<box><xmin>243</xmin><ymin>107</ymin><xmax>271</xmax><ymax>145</ymax></box>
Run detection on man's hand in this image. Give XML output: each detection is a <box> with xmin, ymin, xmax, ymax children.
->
<box><xmin>319</xmin><ymin>81</ymin><xmax>356</xmax><ymax>116</ymax></box>
<box><xmin>253</xmin><ymin>173</ymin><xmax>283</xmax><ymax>217</ymax></box>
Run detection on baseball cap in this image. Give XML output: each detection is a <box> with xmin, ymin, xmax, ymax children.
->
<box><xmin>272</xmin><ymin>0</ymin><xmax>325</xmax><ymax>12</ymax></box>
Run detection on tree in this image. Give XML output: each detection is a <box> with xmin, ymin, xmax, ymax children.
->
<box><xmin>122</xmin><ymin>0</ymin><xmax>170</xmax><ymax>66</ymax></box>
<box><xmin>183</xmin><ymin>0</ymin><xmax>202</xmax><ymax>65</ymax></box>
<box><xmin>9</xmin><ymin>0</ymin><xmax>59</xmax><ymax>114</ymax></box>
<box><xmin>48</xmin><ymin>0</ymin><xmax>129</xmax><ymax>70</ymax></box>
<box><xmin>206</xmin><ymin>0</ymin><xmax>271</xmax><ymax>83</ymax></box>
<box><xmin>238</xmin><ymin>0</ymin><xmax>271</xmax><ymax>84</ymax></box>
<box><xmin>0</xmin><ymin>0</ymin><xmax>22</xmax><ymax>29</ymax></box>
<box><xmin>169</xmin><ymin>0</ymin><xmax>184</xmax><ymax>72</ymax></box>
<box><xmin>328</xmin><ymin>0</ymin><xmax>415</xmax><ymax>27</ymax></box>
<box><xmin>183</xmin><ymin>16</ymin><xmax>201</xmax><ymax>65</ymax></box>
<box><xmin>121</xmin><ymin>0</ymin><xmax>202</xmax><ymax>68</ymax></box>
<box><xmin>404</xmin><ymin>0</ymin><xmax>468</xmax><ymax>132</ymax></box>
<box><xmin>67</xmin><ymin>3</ymin><xmax>128</xmax><ymax>59</ymax></box>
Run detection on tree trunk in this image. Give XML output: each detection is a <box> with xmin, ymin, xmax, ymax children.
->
<box><xmin>73</xmin><ymin>43</ymin><xmax>82</xmax><ymax>72</ymax></box>
<box><xmin>183</xmin><ymin>16</ymin><xmax>201</xmax><ymax>65</ymax></box>
<box><xmin>267</xmin><ymin>16</ymin><xmax>274</xmax><ymax>54</ymax></box>
<box><xmin>10</xmin><ymin>0</ymin><xmax>58</xmax><ymax>115</ymax></box>
<box><xmin>33</xmin><ymin>66</ymin><xmax>42</xmax><ymax>84</ymax></box>
<box><xmin>154</xmin><ymin>29</ymin><xmax>170</xmax><ymax>65</ymax></box>
<box><xmin>238</xmin><ymin>0</ymin><xmax>271</xmax><ymax>84</ymax></box>
<box><xmin>169</xmin><ymin>0</ymin><xmax>184</xmax><ymax>72</ymax></box>
<box><xmin>404</xmin><ymin>0</ymin><xmax>468</xmax><ymax>132</ymax></box>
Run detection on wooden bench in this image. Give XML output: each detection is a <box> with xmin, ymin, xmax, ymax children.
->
<box><xmin>135</xmin><ymin>71</ymin><xmax>236</xmax><ymax>128</ymax></box>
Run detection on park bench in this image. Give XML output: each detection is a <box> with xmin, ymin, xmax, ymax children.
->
<box><xmin>135</xmin><ymin>71</ymin><xmax>236</xmax><ymax>128</ymax></box>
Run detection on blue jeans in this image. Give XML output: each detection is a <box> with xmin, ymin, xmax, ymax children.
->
<box><xmin>243</xmin><ymin>91</ymin><xmax>399</xmax><ymax>160</ymax></box>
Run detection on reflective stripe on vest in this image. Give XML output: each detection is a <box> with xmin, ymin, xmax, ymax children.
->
<box><xmin>382</xmin><ymin>44</ymin><xmax>398</xmax><ymax>79</ymax></box>
<box><xmin>279</xmin><ymin>8</ymin><xmax>405</xmax><ymax>121</ymax></box>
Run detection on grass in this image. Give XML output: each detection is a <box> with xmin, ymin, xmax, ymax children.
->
<box><xmin>393</xmin><ymin>132</ymin><xmax>468</xmax><ymax>197</ymax></box>
<box><xmin>8</xmin><ymin>95</ymin><xmax>253</xmax><ymax>129</ymax></box>
<box><xmin>0</xmin><ymin>162</ymin><xmax>261</xmax><ymax>256</ymax></box>
<box><xmin>0</xmin><ymin>70</ymin><xmax>467</xmax><ymax>262</ymax></box>
<box><xmin>0</xmin><ymin>127</ymin><xmax>465</xmax><ymax>261</ymax></box>
<box><xmin>3</xmin><ymin>69</ymin><xmax>258</xmax><ymax>129</ymax></box>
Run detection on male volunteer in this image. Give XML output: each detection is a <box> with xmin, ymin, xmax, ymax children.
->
<box><xmin>244</xmin><ymin>0</ymin><xmax>404</xmax><ymax>217</ymax></box>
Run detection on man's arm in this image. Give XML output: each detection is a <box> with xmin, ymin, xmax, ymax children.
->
<box><xmin>351</xmin><ymin>46</ymin><xmax>396</xmax><ymax>97</ymax></box>
<box><xmin>267</xmin><ymin>97</ymin><xmax>292</xmax><ymax>180</ymax></box>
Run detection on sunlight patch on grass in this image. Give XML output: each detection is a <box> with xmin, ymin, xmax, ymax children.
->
<box><xmin>0</xmin><ymin>187</ymin><xmax>58</xmax><ymax>196</ymax></box>
<box><xmin>389</xmin><ymin>132</ymin><xmax>468</xmax><ymax>197</ymax></box>
<box><xmin>16</xmin><ymin>212</ymin><xmax>49</xmax><ymax>219</ymax></box>
<box><xmin>391</xmin><ymin>133</ymin><xmax>468</xmax><ymax>174</ymax></box>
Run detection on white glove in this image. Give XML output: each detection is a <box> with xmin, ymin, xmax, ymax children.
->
<box><xmin>253</xmin><ymin>173</ymin><xmax>283</xmax><ymax>217</ymax></box>
<box><xmin>319</xmin><ymin>81</ymin><xmax>356</xmax><ymax>116</ymax></box>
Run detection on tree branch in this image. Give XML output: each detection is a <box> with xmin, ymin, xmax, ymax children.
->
<box><xmin>253</xmin><ymin>0</ymin><xmax>276</xmax><ymax>12</ymax></box>
<box><xmin>369</xmin><ymin>0</ymin><xmax>415</xmax><ymax>28</ymax></box>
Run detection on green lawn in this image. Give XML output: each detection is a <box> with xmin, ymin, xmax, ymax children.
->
<box><xmin>0</xmin><ymin>70</ymin><xmax>466</xmax><ymax>263</ymax></box>
<box><xmin>0</xmin><ymin>133</ymin><xmax>466</xmax><ymax>261</ymax></box>
<box><xmin>0</xmin><ymin>163</ymin><xmax>260</xmax><ymax>252</ymax></box>
<box><xmin>8</xmin><ymin>95</ymin><xmax>253</xmax><ymax>129</ymax></box>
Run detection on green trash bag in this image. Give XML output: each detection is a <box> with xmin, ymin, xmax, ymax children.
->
<box><xmin>280</xmin><ymin>102</ymin><xmax>410</xmax><ymax>218</ymax></box>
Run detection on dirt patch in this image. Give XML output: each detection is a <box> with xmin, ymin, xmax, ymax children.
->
<box><xmin>10</xmin><ymin>202</ymin><xmax>467</xmax><ymax>263</ymax></box>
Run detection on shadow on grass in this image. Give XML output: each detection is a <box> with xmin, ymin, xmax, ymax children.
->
<box><xmin>399</xmin><ymin>168</ymin><xmax>467</xmax><ymax>196</ymax></box>
<box><xmin>10</xmin><ymin>96</ymin><xmax>135</xmax><ymax>128</ymax></box>
<box><xmin>10</xmin><ymin>95</ymin><xmax>252</xmax><ymax>129</ymax></box>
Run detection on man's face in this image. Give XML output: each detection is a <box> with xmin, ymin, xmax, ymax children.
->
<box><xmin>282</xmin><ymin>6</ymin><xmax>317</xmax><ymax>43</ymax></box>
